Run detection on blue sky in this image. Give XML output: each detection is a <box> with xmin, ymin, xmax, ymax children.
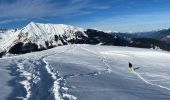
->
<box><xmin>1</xmin><ymin>0</ymin><xmax>170</xmax><ymax>32</ymax></box>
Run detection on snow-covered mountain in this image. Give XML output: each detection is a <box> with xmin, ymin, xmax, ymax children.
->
<box><xmin>0</xmin><ymin>22</ymin><xmax>128</xmax><ymax>56</ymax></box>
<box><xmin>111</xmin><ymin>30</ymin><xmax>170</xmax><ymax>51</ymax></box>
<box><xmin>125</xmin><ymin>28</ymin><xmax>170</xmax><ymax>44</ymax></box>
<box><xmin>0</xmin><ymin>22</ymin><xmax>88</xmax><ymax>54</ymax></box>
<box><xmin>1</xmin><ymin>22</ymin><xmax>170</xmax><ymax>57</ymax></box>
<box><xmin>161</xmin><ymin>35</ymin><xmax>170</xmax><ymax>43</ymax></box>
<box><xmin>0</xmin><ymin>29</ymin><xmax>17</xmax><ymax>41</ymax></box>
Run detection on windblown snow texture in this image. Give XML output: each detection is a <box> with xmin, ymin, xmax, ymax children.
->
<box><xmin>0</xmin><ymin>44</ymin><xmax>170</xmax><ymax>100</ymax></box>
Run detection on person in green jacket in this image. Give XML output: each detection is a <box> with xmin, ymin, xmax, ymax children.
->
<box><xmin>128</xmin><ymin>62</ymin><xmax>134</xmax><ymax>71</ymax></box>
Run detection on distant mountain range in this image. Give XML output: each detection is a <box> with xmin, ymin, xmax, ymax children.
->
<box><xmin>112</xmin><ymin>28</ymin><xmax>170</xmax><ymax>44</ymax></box>
<box><xmin>0</xmin><ymin>22</ymin><xmax>170</xmax><ymax>57</ymax></box>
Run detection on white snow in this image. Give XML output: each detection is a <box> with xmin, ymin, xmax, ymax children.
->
<box><xmin>16</xmin><ymin>62</ymin><xmax>32</xmax><ymax>100</ymax></box>
<box><xmin>42</xmin><ymin>58</ymin><xmax>63</xmax><ymax>100</ymax></box>
<box><xmin>133</xmin><ymin>71</ymin><xmax>170</xmax><ymax>91</ymax></box>
<box><xmin>0</xmin><ymin>44</ymin><xmax>170</xmax><ymax>100</ymax></box>
<box><xmin>0</xmin><ymin>29</ymin><xmax>16</xmax><ymax>49</ymax></box>
<box><xmin>0</xmin><ymin>29</ymin><xmax>16</xmax><ymax>40</ymax></box>
<box><xmin>16</xmin><ymin>60</ymin><xmax>41</xmax><ymax>100</ymax></box>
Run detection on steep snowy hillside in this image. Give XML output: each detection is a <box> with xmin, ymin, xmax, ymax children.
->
<box><xmin>161</xmin><ymin>35</ymin><xmax>170</xmax><ymax>44</ymax></box>
<box><xmin>0</xmin><ymin>29</ymin><xmax>16</xmax><ymax>42</ymax></box>
<box><xmin>0</xmin><ymin>29</ymin><xmax>17</xmax><ymax>55</ymax></box>
<box><xmin>0</xmin><ymin>44</ymin><xmax>170</xmax><ymax>100</ymax></box>
<box><xmin>1</xmin><ymin>22</ymin><xmax>87</xmax><ymax>54</ymax></box>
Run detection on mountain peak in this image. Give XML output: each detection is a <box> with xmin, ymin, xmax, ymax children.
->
<box><xmin>1</xmin><ymin>22</ymin><xmax>88</xmax><ymax>54</ymax></box>
<box><xmin>27</xmin><ymin>22</ymin><xmax>69</xmax><ymax>27</ymax></box>
<box><xmin>28</xmin><ymin>21</ymin><xmax>36</xmax><ymax>25</ymax></box>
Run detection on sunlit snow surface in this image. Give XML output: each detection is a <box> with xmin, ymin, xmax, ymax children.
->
<box><xmin>1</xmin><ymin>44</ymin><xmax>170</xmax><ymax>100</ymax></box>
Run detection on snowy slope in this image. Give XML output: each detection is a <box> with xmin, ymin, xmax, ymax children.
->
<box><xmin>0</xmin><ymin>44</ymin><xmax>170</xmax><ymax>100</ymax></box>
<box><xmin>161</xmin><ymin>35</ymin><xmax>170</xmax><ymax>44</ymax></box>
<box><xmin>0</xmin><ymin>29</ymin><xmax>17</xmax><ymax>53</ymax></box>
<box><xmin>0</xmin><ymin>29</ymin><xmax>16</xmax><ymax>43</ymax></box>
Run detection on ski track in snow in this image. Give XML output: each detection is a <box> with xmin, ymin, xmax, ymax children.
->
<box><xmin>100</xmin><ymin>49</ymin><xmax>170</xmax><ymax>92</ymax></box>
<box><xmin>78</xmin><ymin>45</ymin><xmax>112</xmax><ymax>74</ymax></box>
<box><xmin>41</xmin><ymin>46</ymin><xmax>77</xmax><ymax>100</ymax></box>
<box><xmin>15</xmin><ymin>59</ymin><xmax>42</xmax><ymax>100</ymax></box>
<box><xmin>15</xmin><ymin>48</ymin><xmax>77</xmax><ymax>100</ymax></box>
<box><xmin>42</xmin><ymin>58</ymin><xmax>77</xmax><ymax>100</ymax></box>
<box><xmin>40</xmin><ymin>45</ymin><xmax>114</xmax><ymax>100</ymax></box>
<box><xmin>42</xmin><ymin>58</ymin><xmax>63</xmax><ymax>100</ymax></box>
<box><xmin>12</xmin><ymin>45</ymin><xmax>170</xmax><ymax>100</ymax></box>
<box><xmin>54</xmin><ymin>45</ymin><xmax>113</xmax><ymax>80</ymax></box>
<box><xmin>16</xmin><ymin>62</ymin><xmax>32</xmax><ymax>100</ymax></box>
<box><xmin>133</xmin><ymin>71</ymin><xmax>170</xmax><ymax>91</ymax></box>
<box><xmin>80</xmin><ymin>45</ymin><xmax>170</xmax><ymax>94</ymax></box>
<box><xmin>117</xmin><ymin>52</ymin><xmax>170</xmax><ymax>91</ymax></box>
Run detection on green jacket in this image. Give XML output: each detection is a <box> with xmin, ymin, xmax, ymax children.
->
<box><xmin>128</xmin><ymin>67</ymin><xmax>134</xmax><ymax>71</ymax></box>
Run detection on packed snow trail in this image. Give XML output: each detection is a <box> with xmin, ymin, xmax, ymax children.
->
<box><xmin>38</xmin><ymin>45</ymin><xmax>77</xmax><ymax>100</ymax></box>
<box><xmin>12</xmin><ymin>45</ymin><xmax>77</xmax><ymax>100</ymax></box>
<box><xmin>14</xmin><ymin>58</ymin><xmax>55</xmax><ymax>100</ymax></box>
<box><xmin>42</xmin><ymin>58</ymin><xmax>63</xmax><ymax>100</ymax></box>
<box><xmin>42</xmin><ymin>57</ymin><xmax>77</xmax><ymax>100</ymax></box>
<box><xmin>133</xmin><ymin>71</ymin><xmax>170</xmax><ymax>91</ymax></box>
<box><xmin>16</xmin><ymin>62</ymin><xmax>32</xmax><ymax>100</ymax></box>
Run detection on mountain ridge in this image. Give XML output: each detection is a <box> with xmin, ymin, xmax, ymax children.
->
<box><xmin>1</xmin><ymin>22</ymin><xmax>170</xmax><ymax>57</ymax></box>
<box><xmin>1</xmin><ymin>22</ymin><xmax>88</xmax><ymax>54</ymax></box>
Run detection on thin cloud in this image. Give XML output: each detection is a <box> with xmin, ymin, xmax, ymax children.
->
<box><xmin>0</xmin><ymin>0</ymin><xmax>110</xmax><ymax>24</ymax></box>
<box><xmin>92</xmin><ymin>6</ymin><xmax>110</xmax><ymax>10</ymax></box>
<box><xmin>0</xmin><ymin>18</ymin><xmax>26</xmax><ymax>24</ymax></box>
